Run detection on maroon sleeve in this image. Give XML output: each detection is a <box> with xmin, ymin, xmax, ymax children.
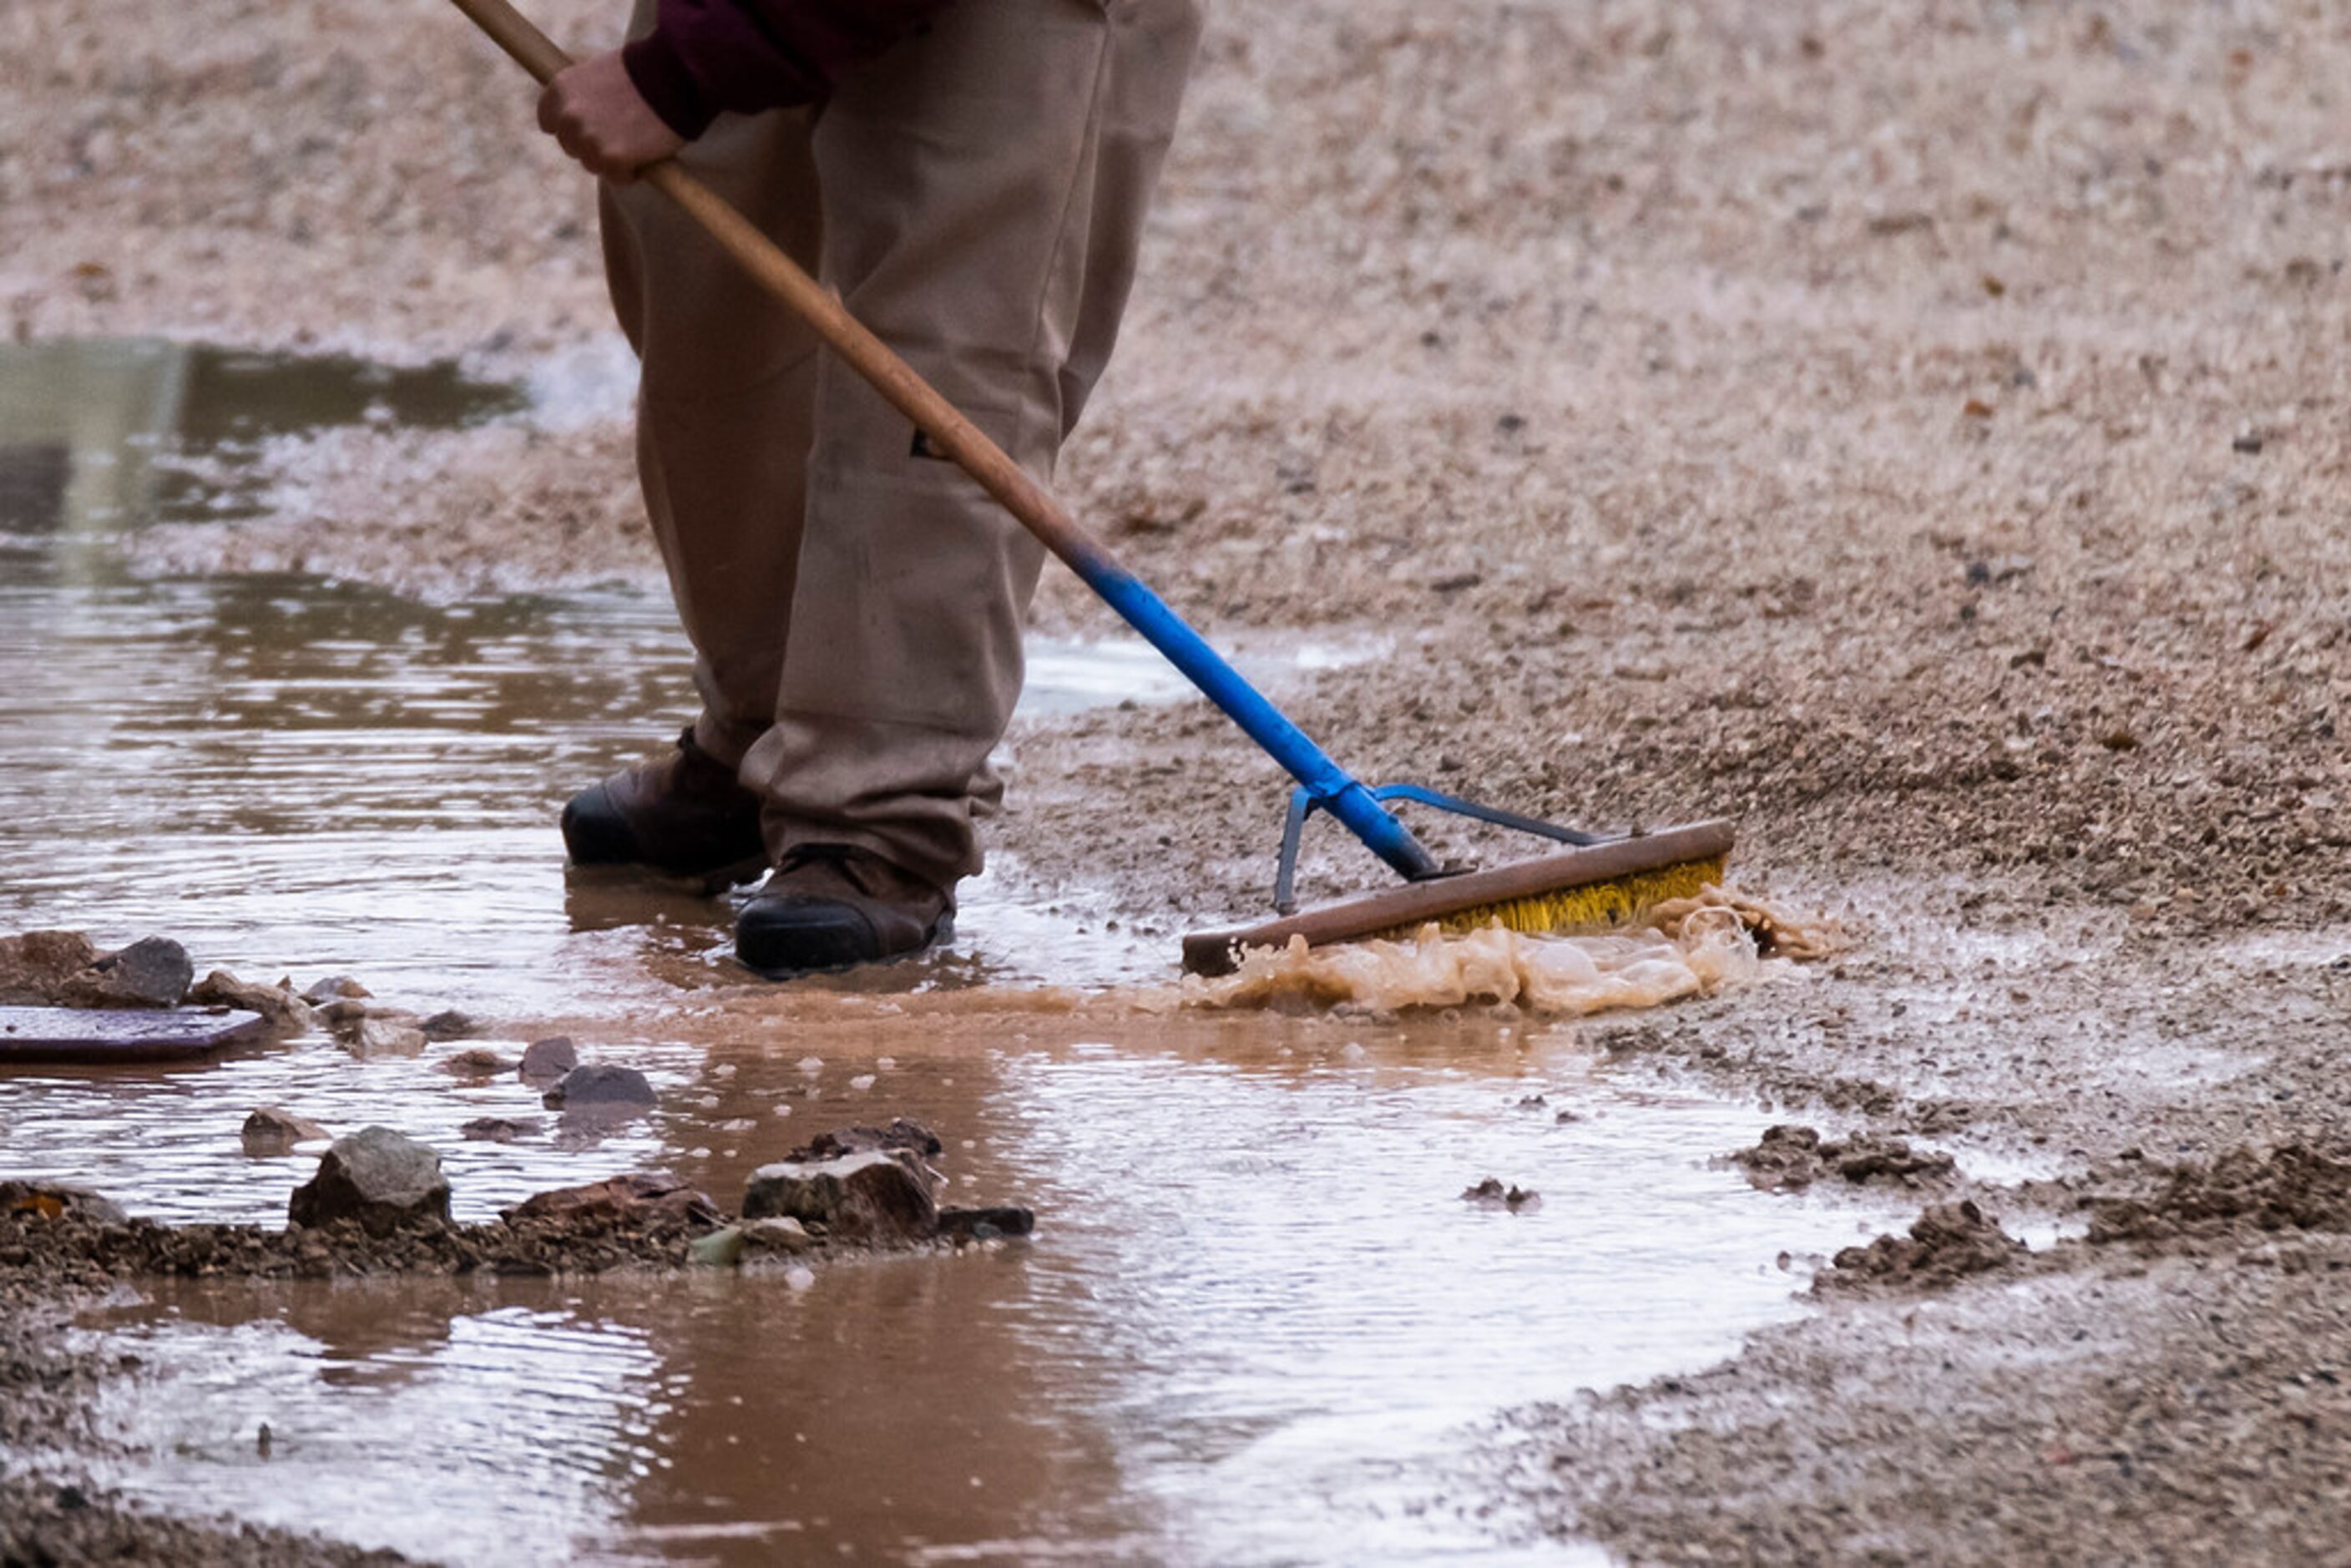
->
<box><xmin>621</xmin><ymin>0</ymin><xmax>955</xmax><ymax>140</ymax></box>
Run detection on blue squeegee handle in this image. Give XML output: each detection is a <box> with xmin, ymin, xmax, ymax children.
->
<box><xmin>1078</xmin><ymin>558</ymin><xmax>1445</xmax><ymax>883</ymax></box>
<box><xmin>441</xmin><ymin>0</ymin><xmax>1443</xmax><ymax>885</ymax></box>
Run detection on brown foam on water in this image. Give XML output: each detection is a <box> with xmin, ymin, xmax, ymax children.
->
<box><xmin>507</xmin><ymin>892</ymin><xmax>1838</xmax><ymax>1043</ymax></box>
<box><xmin>1178</xmin><ymin>889</ymin><xmax>1834</xmax><ymax>1015</ymax></box>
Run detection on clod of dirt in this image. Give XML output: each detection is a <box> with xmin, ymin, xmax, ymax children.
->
<box><xmin>240</xmin><ymin>1107</ymin><xmax>328</xmax><ymax>1156</ymax></box>
<box><xmin>518</xmin><ymin>1035</ymin><xmax>579</xmax><ymax>1087</ymax></box>
<box><xmin>1823</xmin><ymin>1200</ymin><xmax>2026</xmax><ymax>1293</ymax></box>
<box><xmin>501</xmin><ymin>1172</ymin><xmax>717</xmax><ymax>1229</ymax></box>
<box><xmin>786</xmin><ymin>1116</ymin><xmax>943</xmax><ymax>1163</ymax></box>
<box><xmin>743</xmin><ymin>1149</ymin><xmax>939</xmax><ymax>1245</ymax></box>
<box><xmin>0</xmin><ymin>930</ymin><xmax>101</xmax><ymax>1004</ymax></box>
<box><xmin>1463</xmin><ymin>1177</ymin><xmax>1542</xmax><ymax>1211</ymax></box>
<box><xmin>2086</xmin><ymin>1144</ymin><xmax>2351</xmax><ymax>1247</ymax></box>
<box><xmin>0</xmin><ymin>930</ymin><xmax>199</xmax><ymax>1010</ymax></box>
<box><xmin>0</xmin><ymin>1181</ymin><xmax>127</xmax><ymax>1227</ymax></box>
<box><xmin>437</xmin><ymin>1046</ymin><xmax>517</xmax><ymax>1078</ymax></box>
<box><xmin>1730</xmin><ymin>1124</ymin><xmax>1957</xmax><ymax>1192</ymax></box>
<box><xmin>287</xmin><ymin>1128</ymin><xmax>451</xmax><ymax>1236</ymax></box>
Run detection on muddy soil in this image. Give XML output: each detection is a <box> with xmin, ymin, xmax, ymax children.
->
<box><xmin>10</xmin><ymin>0</ymin><xmax>2351</xmax><ymax>1561</ymax></box>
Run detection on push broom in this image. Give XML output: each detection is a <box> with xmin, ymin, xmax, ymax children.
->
<box><xmin>445</xmin><ymin>0</ymin><xmax>1735</xmax><ymax>976</ymax></box>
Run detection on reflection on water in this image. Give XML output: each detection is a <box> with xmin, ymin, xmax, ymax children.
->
<box><xmin>78</xmin><ymin>1022</ymin><xmax>1894</xmax><ymax>1566</ymax></box>
<box><xmin>0</xmin><ymin>337</ymin><xmax>523</xmax><ymax>547</ymax></box>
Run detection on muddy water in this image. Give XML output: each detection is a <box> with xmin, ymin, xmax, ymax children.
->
<box><xmin>0</xmin><ymin>338</ymin><xmax>1339</xmax><ymax>1007</ymax></box>
<box><xmin>58</xmin><ymin>1021</ymin><xmax>1892</xmax><ymax>1566</ymax></box>
<box><xmin>2</xmin><ymin>340</ymin><xmax>1900</xmax><ymax>1563</ymax></box>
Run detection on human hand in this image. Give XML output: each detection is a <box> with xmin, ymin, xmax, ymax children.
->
<box><xmin>537</xmin><ymin>49</ymin><xmax>685</xmax><ymax>184</ymax></box>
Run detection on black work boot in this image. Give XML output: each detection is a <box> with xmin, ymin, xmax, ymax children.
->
<box><xmin>736</xmin><ymin>845</ymin><xmax>953</xmax><ymax>976</ymax></box>
<box><xmin>560</xmin><ymin>728</ymin><xmax>766</xmax><ymax>883</ymax></box>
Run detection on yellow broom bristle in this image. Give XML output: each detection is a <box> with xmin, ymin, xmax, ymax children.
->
<box><xmin>1364</xmin><ymin>854</ymin><xmax>1729</xmax><ymax>946</ymax></box>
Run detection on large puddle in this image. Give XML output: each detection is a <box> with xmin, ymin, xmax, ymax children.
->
<box><xmin>0</xmin><ymin>339</ymin><xmax>1895</xmax><ymax>1563</ymax></box>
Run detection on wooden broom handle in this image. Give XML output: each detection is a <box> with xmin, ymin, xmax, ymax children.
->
<box><xmin>444</xmin><ymin>0</ymin><xmax>1116</xmax><ymax>581</ymax></box>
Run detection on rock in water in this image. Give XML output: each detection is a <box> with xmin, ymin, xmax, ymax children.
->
<box><xmin>241</xmin><ymin>1106</ymin><xmax>329</xmax><ymax>1155</ymax></box>
<box><xmin>288</xmin><ymin>1127</ymin><xmax>451</xmax><ymax>1234</ymax></box>
<box><xmin>72</xmin><ymin>937</ymin><xmax>194</xmax><ymax>1009</ymax></box>
<box><xmin>742</xmin><ymin>1149</ymin><xmax>938</xmax><ymax>1244</ymax></box>
<box><xmin>518</xmin><ymin>1036</ymin><xmax>579</xmax><ymax>1088</ymax></box>
<box><xmin>938</xmin><ymin>1206</ymin><xmax>1036</xmax><ymax>1241</ymax></box>
<box><xmin>438</xmin><ymin>1046</ymin><xmax>517</xmax><ymax>1078</ymax></box>
<box><xmin>190</xmin><ymin>971</ymin><xmax>315</xmax><ymax>1032</ymax></box>
<box><xmin>420</xmin><ymin>1010</ymin><xmax>478</xmax><ymax>1041</ymax></box>
<box><xmin>349</xmin><ymin>1014</ymin><xmax>427</xmax><ymax>1058</ymax></box>
<box><xmin>459</xmin><ymin>1116</ymin><xmax>542</xmax><ymax>1143</ymax></box>
<box><xmin>544</xmin><ymin>1063</ymin><xmax>656</xmax><ymax>1111</ymax></box>
<box><xmin>688</xmin><ymin>1226</ymin><xmax>747</xmax><ymax>1267</ymax></box>
<box><xmin>300</xmin><ymin>976</ymin><xmax>371</xmax><ymax>1004</ymax></box>
<box><xmin>741</xmin><ymin>1216</ymin><xmax>815</xmax><ymax>1255</ymax></box>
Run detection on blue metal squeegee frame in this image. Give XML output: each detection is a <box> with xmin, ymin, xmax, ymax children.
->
<box><xmin>1078</xmin><ymin>555</ymin><xmax>1614</xmax><ymax>913</ymax></box>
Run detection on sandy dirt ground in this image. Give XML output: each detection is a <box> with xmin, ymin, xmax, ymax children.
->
<box><xmin>9</xmin><ymin>0</ymin><xmax>2351</xmax><ymax>1560</ymax></box>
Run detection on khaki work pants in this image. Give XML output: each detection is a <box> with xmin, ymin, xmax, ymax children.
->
<box><xmin>600</xmin><ymin>0</ymin><xmax>1204</xmax><ymax>894</ymax></box>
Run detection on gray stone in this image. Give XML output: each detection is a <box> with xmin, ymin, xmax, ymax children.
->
<box><xmin>288</xmin><ymin>1127</ymin><xmax>450</xmax><ymax>1233</ymax></box>
<box><xmin>240</xmin><ymin>1106</ymin><xmax>329</xmax><ymax>1155</ymax></box>
<box><xmin>544</xmin><ymin>1063</ymin><xmax>655</xmax><ymax>1111</ymax></box>
<box><xmin>190</xmin><ymin>970</ymin><xmax>315</xmax><ymax>1032</ymax></box>
<box><xmin>300</xmin><ymin>975</ymin><xmax>371</xmax><ymax>1004</ymax></box>
<box><xmin>0</xmin><ymin>1179</ymin><xmax>128</xmax><ymax>1226</ymax></box>
<box><xmin>72</xmin><ymin>937</ymin><xmax>193</xmax><ymax>1009</ymax></box>
<box><xmin>742</xmin><ymin>1149</ymin><xmax>938</xmax><ymax>1244</ymax></box>
<box><xmin>517</xmin><ymin>1036</ymin><xmax>579</xmax><ymax>1088</ymax></box>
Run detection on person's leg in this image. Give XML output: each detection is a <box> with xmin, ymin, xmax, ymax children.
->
<box><xmin>736</xmin><ymin>0</ymin><xmax>1205</xmax><ymax>968</ymax></box>
<box><xmin>564</xmin><ymin>0</ymin><xmax>827</xmax><ymax>879</ymax></box>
